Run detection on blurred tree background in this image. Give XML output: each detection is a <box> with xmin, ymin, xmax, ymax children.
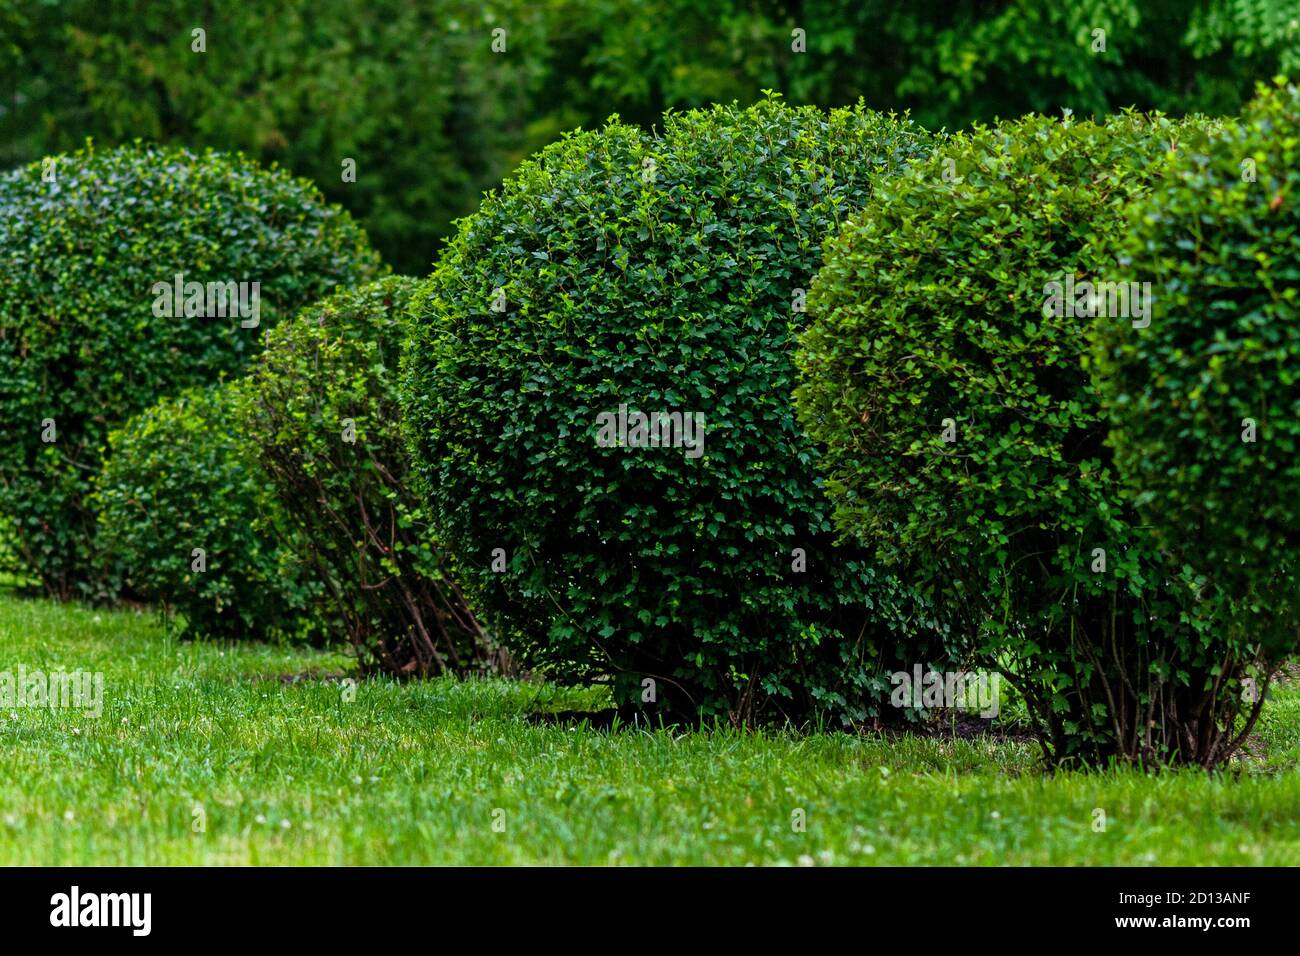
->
<box><xmin>3</xmin><ymin>0</ymin><xmax>1296</xmax><ymax>273</ymax></box>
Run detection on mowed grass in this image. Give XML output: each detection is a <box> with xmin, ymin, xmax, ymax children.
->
<box><xmin>1</xmin><ymin>591</ymin><xmax>1298</xmax><ymax>865</ymax></box>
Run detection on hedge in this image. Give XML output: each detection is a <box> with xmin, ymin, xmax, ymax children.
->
<box><xmin>93</xmin><ymin>381</ymin><xmax>321</xmax><ymax>641</ymax></box>
<box><xmin>0</xmin><ymin>143</ymin><xmax>383</xmax><ymax>598</ymax></box>
<box><xmin>795</xmin><ymin>111</ymin><xmax>1260</xmax><ymax>767</ymax></box>
<box><xmin>402</xmin><ymin>97</ymin><xmax>933</xmax><ymax>723</ymax></box>
<box><xmin>237</xmin><ymin>277</ymin><xmax>501</xmax><ymax>676</ymax></box>
<box><xmin>1090</xmin><ymin>80</ymin><xmax>1300</xmax><ymax>668</ymax></box>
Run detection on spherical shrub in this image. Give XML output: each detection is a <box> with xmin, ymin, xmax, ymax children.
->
<box><xmin>402</xmin><ymin>97</ymin><xmax>933</xmax><ymax>723</ymax></box>
<box><xmin>795</xmin><ymin>112</ymin><xmax>1256</xmax><ymax>767</ymax></box>
<box><xmin>236</xmin><ymin>277</ymin><xmax>502</xmax><ymax>676</ymax></box>
<box><xmin>1090</xmin><ymin>81</ymin><xmax>1300</xmax><ymax>661</ymax></box>
<box><xmin>0</xmin><ymin>143</ymin><xmax>384</xmax><ymax>599</ymax></box>
<box><xmin>94</xmin><ymin>381</ymin><xmax>321</xmax><ymax>641</ymax></box>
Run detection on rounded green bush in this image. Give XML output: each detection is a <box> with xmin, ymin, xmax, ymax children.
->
<box><xmin>0</xmin><ymin>143</ymin><xmax>384</xmax><ymax>599</ymax></box>
<box><xmin>795</xmin><ymin>112</ymin><xmax>1255</xmax><ymax>766</ymax></box>
<box><xmin>93</xmin><ymin>381</ymin><xmax>321</xmax><ymax>641</ymax></box>
<box><xmin>236</xmin><ymin>277</ymin><xmax>501</xmax><ymax>676</ymax></box>
<box><xmin>402</xmin><ymin>98</ymin><xmax>933</xmax><ymax>723</ymax></box>
<box><xmin>1091</xmin><ymin>81</ymin><xmax>1300</xmax><ymax>657</ymax></box>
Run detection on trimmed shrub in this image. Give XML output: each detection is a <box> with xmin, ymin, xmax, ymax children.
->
<box><xmin>795</xmin><ymin>112</ymin><xmax>1258</xmax><ymax>767</ymax></box>
<box><xmin>1090</xmin><ymin>81</ymin><xmax>1300</xmax><ymax>667</ymax></box>
<box><xmin>402</xmin><ymin>98</ymin><xmax>933</xmax><ymax>723</ymax></box>
<box><xmin>236</xmin><ymin>277</ymin><xmax>501</xmax><ymax>676</ymax></box>
<box><xmin>0</xmin><ymin>143</ymin><xmax>383</xmax><ymax>599</ymax></box>
<box><xmin>93</xmin><ymin>382</ymin><xmax>320</xmax><ymax>641</ymax></box>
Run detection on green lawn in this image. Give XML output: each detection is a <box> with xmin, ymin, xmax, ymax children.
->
<box><xmin>1</xmin><ymin>590</ymin><xmax>1297</xmax><ymax>865</ymax></box>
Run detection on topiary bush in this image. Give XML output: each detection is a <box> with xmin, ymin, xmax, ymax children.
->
<box><xmin>795</xmin><ymin>111</ymin><xmax>1261</xmax><ymax>767</ymax></box>
<box><xmin>93</xmin><ymin>381</ymin><xmax>322</xmax><ymax>641</ymax></box>
<box><xmin>0</xmin><ymin>143</ymin><xmax>384</xmax><ymax>599</ymax></box>
<box><xmin>1090</xmin><ymin>81</ymin><xmax>1300</xmax><ymax>680</ymax></box>
<box><xmin>236</xmin><ymin>277</ymin><xmax>501</xmax><ymax>676</ymax></box>
<box><xmin>402</xmin><ymin>97</ymin><xmax>934</xmax><ymax>724</ymax></box>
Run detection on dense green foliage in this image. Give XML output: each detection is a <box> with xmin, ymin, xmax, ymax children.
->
<box><xmin>93</xmin><ymin>382</ymin><xmax>320</xmax><ymax>641</ymax></box>
<box><xmin>403</xmin><ymin>98</ymin><xmax>932</xmax><ymax>723</ymax></box>
<box><xmin>0</xmin><ymin>0</ymin><xmax>541</xmax><ymax>275</ymax></box>
<box><xmin>1090</xmin><ymin>80</ymin><xmax>1300</xmax><ymax>657</ymax></box>
<box><xmin>4</xmin><ymin>0</ymin><xmax>1291</xmax><ymax>272</ymax></box>
<box><xmin>0</xmin><ymin>143</ymin><xmax>382</xmax><ymax>599</ymax></box>
<box><xmin>236</xmin><ymin>278</ymin><xmax>500</xmax><ymax>676</ymax></box>
<box><xmin>1</xmin><ymin>0</ymin><xmax>1294</xmax><ymax>783</ymax></box>
<box><xmin>795</xmin><ymin>112</ymin><xmax>1267</xmax><ymax>767</ymax></box>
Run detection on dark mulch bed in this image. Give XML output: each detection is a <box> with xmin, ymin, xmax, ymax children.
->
<box><xmin>524</xmin><ymin>704</ymin><xmax>1035</xmax><ymax>742</ymax></box>
<box><xmin>876</xmin><ymin>712</ymin><xmax>1037</xmax><ymax>745</ymax></box>
<box><xmin>526</xmin><ymin>704</ymin><xmax>682</xmax><ymax>731</ymax></box>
